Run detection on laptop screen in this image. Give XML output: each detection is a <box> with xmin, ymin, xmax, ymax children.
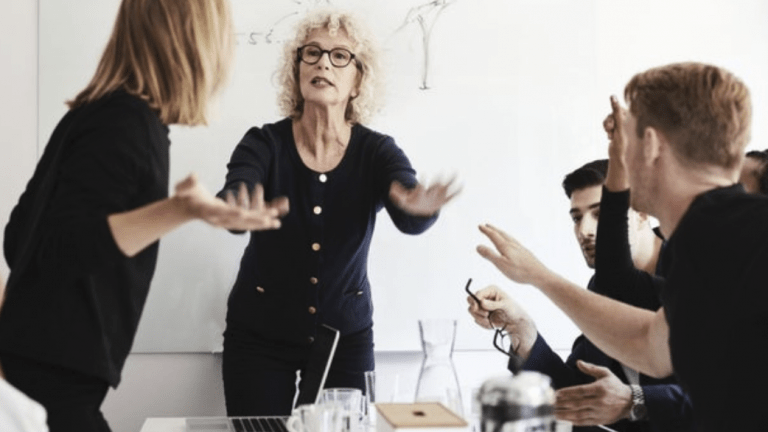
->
<box><xmin>295</xmin><ymin>324</ymin><xmax>341</xmax><ymax>406</ymax></box>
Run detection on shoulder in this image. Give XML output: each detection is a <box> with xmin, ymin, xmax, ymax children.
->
<box><xmin>352</xmin><ymin>123</ymin><xmax>395</xmax><ymax>148</ymax></box>
<box><xmin>679</xmin><ymin>186</ymin><xmax>768</xmax><ymax>238</ymax></box>
<box><xmin>77</xmin><ymin>91</ymin><xmax>168</xmax><ymax>147</ymax></box>
<box><xmin>669</xmin><ymin>186</ymin><xmax>768</xmax><ymax>268</ymax></box>
<box><xmin>84</xmin><ymin>91</ymin><xmax>163</xmax><ymax>129</ymax></box>
<box><xmin>65</xmin><ymin>92</ymin><xmax>169</xmax><ymax>162</ymax></box>
<box><xmin>240</xmin><ymin>118</ymin><xmax>293</xmax><ymax>148</ymax></box>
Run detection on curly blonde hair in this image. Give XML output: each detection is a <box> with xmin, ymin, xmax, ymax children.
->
<box><xmin>276</xmin><ymin>9</ymin><xmax>383</xmax><ymax>125</ymax></box>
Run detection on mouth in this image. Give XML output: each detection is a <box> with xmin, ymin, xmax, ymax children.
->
<box><xmin>310</xmin><ymin>76</ymin><xmax>334</xmax><ymax>86</ymax></box>
<box><xmin>581</xmin><ymin>243</ymin><xmax>595</xmax><ymax>255</ymax></box>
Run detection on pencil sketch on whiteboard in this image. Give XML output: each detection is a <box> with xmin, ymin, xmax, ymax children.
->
<box><xmin>236</xmin><ymin>0</ymin><xmax>332</xmax><ymax>46</ymax></box>
<box><xmin>393</xmin><ymin>0</ymin><xmax>457</xmax><ymax>90</ymax></box>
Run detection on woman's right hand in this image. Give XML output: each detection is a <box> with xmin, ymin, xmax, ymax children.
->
<box><xmin>174</xmin><ymin>174</ymin><xmax>289</xmax><ymax>231</ymax></box>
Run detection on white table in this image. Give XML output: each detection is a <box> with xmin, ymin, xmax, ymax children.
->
<box><xmin>139</xmin><ymin>417</ymin><xmax>186</xmax><ymax>432</ymax></box>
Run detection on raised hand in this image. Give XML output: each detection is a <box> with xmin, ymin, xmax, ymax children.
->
<box><xmin>554</xmin><ymin>360</ymin><xmax>633</xmax><ymax>426</ymax></box>
<box><xmin>174</xmin><ymin>174</ymin><xmax>289</xmax><ymax>231</ymax></box>
<box><xmin>603</xmin><ymin>95</ymin><xmax>631</xmax><ymax>191</ymax></box>
<box><xmin>389</xmin><ymin>176</ymin><xmax>460</xmax><ymax>217</ymax></box>
<box><xmin>476</xmin><ymin>224</ymin><xmax>552</xmax><ymax>287</ymax></box>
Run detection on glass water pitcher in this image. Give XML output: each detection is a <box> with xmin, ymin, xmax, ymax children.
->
<box><xmin>414</xmin><ymin>318</ymin><xmax>463</xmax><ymax>416</ymax></box>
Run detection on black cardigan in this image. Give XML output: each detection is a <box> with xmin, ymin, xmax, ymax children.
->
<box><xmin>218</xmin><ymin>118</ymin><xmax>437</xmax><ymax>344</ymax></box>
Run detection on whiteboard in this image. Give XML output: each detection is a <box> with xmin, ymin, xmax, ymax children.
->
<box><xmin>39</xmin><ymin>0</ymin><xmax>768</xmax><ymax>352</ymax></box>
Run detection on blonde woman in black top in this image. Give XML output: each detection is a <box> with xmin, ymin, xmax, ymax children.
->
<box><xmin>0</xmin><ymin>1</ymin><xmax>287</xmax><ymax>431</ymax></box>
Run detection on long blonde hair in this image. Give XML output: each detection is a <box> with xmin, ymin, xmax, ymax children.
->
<box><xmin>68</xmin><ymin>0</ymin><xmax>234</xmax><ymax>126</ymax></box>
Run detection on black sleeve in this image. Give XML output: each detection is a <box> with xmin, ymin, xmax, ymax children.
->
<box><xmin>217</xmin><ymin>127</ymin><xmax>274</xmax><ymax>199</ymax></box>
<box><xmin>32</xmin><ymin>103</ymin><xmax>161</xmax><ymax>274</ymax></box>
<box><xmin>521</xmin><ymin>333</ymin><xmax>596</xmax><ymax>389</ymax></box>
<box><xmin>373</xmin><ymin>136</ymin><xmax>438</xmax><ymax>234</ymax></box>
<box><xmin>644</xmin><ymin>383</ymin><xmax>696</xmax><ymax>431</ymax></box>
<box><xmin>592</xmin><ymin>187</ymin><xmax>663</xmax><ymax>310</ymax></box>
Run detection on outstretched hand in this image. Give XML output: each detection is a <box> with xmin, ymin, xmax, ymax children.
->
<box><xmin>174</xmin><ymin>174</ymin><xmax>289</xmax><ymax>231</ymax></box>
<box><xmin>389</xmin><ymin>176</ymin><xmax>460</xmax><ymax>217</ymax></box>
<box><xmin>476</xmin><ymin>224</ymin><xmax>551</xmax><ymax>287</ymax></box>
<box><xmin>554</xmin><ymin>360</ymin><xmax>633</xmax><ymax>426</ymax></box>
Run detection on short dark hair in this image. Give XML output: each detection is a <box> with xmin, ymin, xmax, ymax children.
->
<box><xmin>746</xmin><ymin>149</ymin><xmax>768</xmax><ymax>195</ymax></box>
<box><xmin>562</xmin><ymin>159</ymin><xmax>609</xmax><ymax>198</ymax></box>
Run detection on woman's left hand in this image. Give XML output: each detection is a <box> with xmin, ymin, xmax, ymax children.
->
<box><xmin>389</xmin><ymin>177</ymin><xmax>460</xmax><ymax>217</ymax></box>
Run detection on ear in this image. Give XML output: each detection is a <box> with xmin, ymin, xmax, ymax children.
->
<box><xmin>642</xmin><ymin>126</ymin><xmax>664</xmax><ymax>167</ymax></box>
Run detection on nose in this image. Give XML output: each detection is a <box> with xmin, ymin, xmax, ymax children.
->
<box><xmin>315</xmin><ymin>52</ymin><xmax>332</xmax><ymax>69</ymax></box>
<box><xmin>578</xmin><ymin>214</ymin><xmax>598</xmax><ymax>241</ymax></box>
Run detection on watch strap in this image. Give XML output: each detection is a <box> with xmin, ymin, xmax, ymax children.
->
<box><xmin>629</xmin><ymin>384</ymin><xmax>647</xmax><ymax>421</ymax></box>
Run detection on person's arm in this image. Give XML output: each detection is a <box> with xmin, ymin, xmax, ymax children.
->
<box><xmin>217</xmin><ymin>127</ymin><xmax>273</xmax><ymax>201</ymax></box>
<box><xmin>108</xmin><ymin>175</ymin><xmax>287</xmax><ymax>257</ymax></box>
<box><xmin>593</xmin><ymin>96</ymin><xmax>664</xmax><ymax>309</ymax></box>
<box><xmin>643</xmin><ymin>384</ymin><xmax>696</xmax><ymax>431</ymax></box>
<box><xmin>476</xmin><ymin>223</ymin><xmax>673</xmax><ymax>378</ymax></box>
<box><xmin>468</xmin><ymin>284</ymin><xmax>612</xmax><ymax>389</ymax></box>
<box><xmin>593</xmin><ymin>188</ymin><xmax>663</xmax><ymax>309</ymax></box>
<box><xmin>373</xmin><ymin>136</ymin><xmax>457</xmax><ymax>233</ymax></box>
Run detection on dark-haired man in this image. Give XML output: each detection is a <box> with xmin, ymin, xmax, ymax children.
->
<box><xmin>740</xmin><ymin>149</ymin><xmax>768</xmax><ymax>195</ymax></box>
<box><xmin>477</xmin><ymin>62</ymin><xmax>767</xmax><ymax>431</ymax></box>
<box><xmin>470</xmin><ymin>159</ymin><xmax>691</xmax><ymax>431</ymax></box>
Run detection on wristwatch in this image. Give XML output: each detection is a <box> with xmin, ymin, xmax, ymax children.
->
<box><xmin>629</xmin><ymin>384</ymin><xmax>648</xmax><ymax>421</ymax></box>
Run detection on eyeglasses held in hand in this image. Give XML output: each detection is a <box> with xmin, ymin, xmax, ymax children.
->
<box><xmin>465</xmin><ymin>278</ymin><xmax>517</xmax><ymax>356</ymax></box>
<box><xmin>297</xmin><ymin>45</ymin><xmax>356</xmax><ymax>68</ymax></box>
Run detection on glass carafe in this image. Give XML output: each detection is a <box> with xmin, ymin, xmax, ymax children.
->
<box><xmin>414</xmin><ymin>319</ymin><xmax>463</xmax><ymax>416</ymax></box>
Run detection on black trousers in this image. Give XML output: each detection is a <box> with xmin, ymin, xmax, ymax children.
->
<box><xmin>222</xmin><ymin>324</ymin><xmax>375</xmax><ymax>416</ymax></box>
<box><xmin>0</xmin><ymin>352</ymin><xmax>111</xmax><ymax>432</ymax></box>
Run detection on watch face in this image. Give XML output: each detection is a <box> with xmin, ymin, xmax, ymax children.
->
<box><xmin>632</xmin><ymin>403</ymin><xmax>648</xmax><ymax>420</ymax></box>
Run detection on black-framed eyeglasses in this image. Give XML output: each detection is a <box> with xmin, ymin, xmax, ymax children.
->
<box><xmin>297</xmin><ymin>45</ymin><xmax>356</xmax><ymax>68</ymax></box>
<box><xmin>465</xmin><ymin>278</ymin><xmax>517</xmax><ymax>357</ymax></box>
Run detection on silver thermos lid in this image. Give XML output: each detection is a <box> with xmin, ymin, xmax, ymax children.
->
<box><xmin>478</xmin><ymin>372</ymin><xmax>556</xmax><ymax>432</ymax></box>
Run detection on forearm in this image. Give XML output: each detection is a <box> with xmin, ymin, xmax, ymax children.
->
<box><xmin>108</xmin><ymin>196</ymin><xmax>193</xmax><ymax>257</ymax></box>
<box><xmin>522</xmin><ymin>334</ymin><xmax>591</xmax><ymax>389</ymax></box>
<box><xmin>605</xmin><ymin>154</ymin><xmax>630</xmax><ymax>192</ymax></box>
<box><xmin>532</xmin><ymin>270</ymin><xmax>671</xmax><ymax>378</ymax></box>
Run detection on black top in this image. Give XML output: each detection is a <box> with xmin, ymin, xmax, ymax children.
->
<box><xmin>518</xmin><ymin>188</ymin><xmax>693</xmax><ymax>432</ymax></box>
<box><xmin>218</xmin><ymin>119</ymin><xmax>437</xmax><ymax>344</ymax></box>
<box><xmin>658</xmin><ymin>184</ymin><xmax>768</xmax><ymax>432</ymax></box>
<box><xmin>0</xmin><ymin>91</ymin><xmax>170</xmax><ymax>387</ymax></box>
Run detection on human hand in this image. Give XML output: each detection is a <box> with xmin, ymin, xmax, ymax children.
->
<box><xmin>603</xmin><ymin>95</ymin><xmax>629</xmax><ymax>159</ymax></box>
<box><xmin>476</xmin><ymin>224</ymin><xmax>552</xmax><ymax>287</ymax></box>
<box><xmin>389</xmin><ymin>176</ymin><xmax>460</xmax><ymax>217</ymax></box>
<box><xmin>174</xmin><ymin>174</ymin><xmax>289</xmax><ymax>231</ymax></box>
<box><xmin>467</xmin><ymin>284</ymin><xmax>537</xmax><ymax>358</ymax></box>
<box><xmin>603</xmin><ymin>95</ymin><xmax>630</xmax><ymax>191</ymax></box>
<box><xmin>554</xmin><ymin>360</ymin><xmax>633</xmax><ymax>426</ymax></box>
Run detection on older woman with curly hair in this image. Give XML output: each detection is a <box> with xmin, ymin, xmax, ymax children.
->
<box><xmin>217</xmin><ymin>9</ymin><xmax>457</xmax><ymax>416</ymax></box>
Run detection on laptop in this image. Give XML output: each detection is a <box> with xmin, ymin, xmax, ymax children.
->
<box><xmin>185</xmin><ymin>324</ymin><xmax>341</xmax><ymax>432</ymax></box>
